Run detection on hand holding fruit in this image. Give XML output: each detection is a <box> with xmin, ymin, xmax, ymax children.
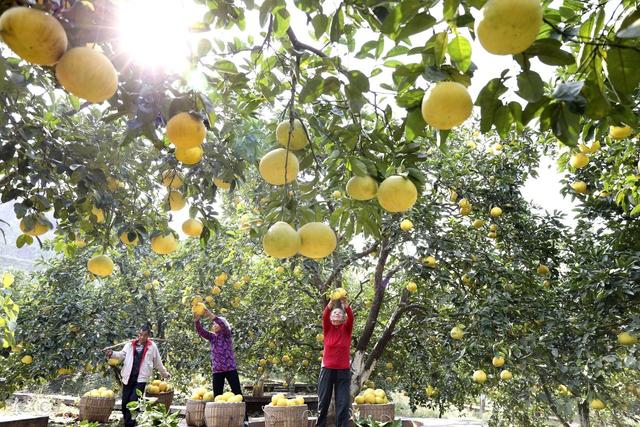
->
<box><xmin>105</xmin><ymin>349</ymin><xmax>113</xmax><ymax>358</ymax></box>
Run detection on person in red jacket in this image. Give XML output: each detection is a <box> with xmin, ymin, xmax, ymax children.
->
<box><xmin>317</xmin><ymin>296</ymin><xmax>353</xmax><ymax>427</ymax></box>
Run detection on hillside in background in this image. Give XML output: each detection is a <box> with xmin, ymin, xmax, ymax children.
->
<box><xmin>0</xmin><ymin>202</ymin><xmax>53</xmax><ymax>271</ymax></box>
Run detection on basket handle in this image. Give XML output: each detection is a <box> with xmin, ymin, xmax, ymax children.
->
<box><xmin>381</xmin><ymin>414</ymin><xmax>393</xmax><ymax>421</ymax></box>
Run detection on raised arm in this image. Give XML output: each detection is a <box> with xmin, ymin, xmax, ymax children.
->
<box><xmin>194</xmin><ymin>319</ymin><xmax>214</xmax><ymax>341</ymax></box>
<box><xmin>107</xmin><ymin>342</ymin><xmax>129</xmax><ymax>360</ymax></box>
<box><xmin>322</xmin><ymin>303</ymin><xmax>332</xmax><ymax>333</ymax></box>
<box><xmin>345</xmin><ymin>306</ymin><xmax>354</xmax><ymax>334</ymax></box>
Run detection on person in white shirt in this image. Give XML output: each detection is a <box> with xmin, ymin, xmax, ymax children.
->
<box><xmin>105</xmin><ymin>324</ymin><xmax>170</xmax><ymax>427</ymax></box>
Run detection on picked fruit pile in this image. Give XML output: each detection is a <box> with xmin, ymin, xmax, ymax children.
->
<box><xmin>146</xmin><ymin>379</ymin><xmax>173</xmax><ymax>394</ymax></box>
<box><xmin>191</xmin><ymin>387</ymin><xmax>214</xmax><ymax>401</ymax></box>
<box><xmin>214</xmin><ymin>391</ymin><xmax>244</xmax><ymax>403</ymax></box>
<box><xmin>354</xmin><ymin>388</ymin><xmax>389</xmax><ymax>404</ymax></box>
<box><xmin>83</xmin><ymin>387</ymin><xmax>115</xmax><ymax>398</ymax></box>
<box><xmin>268</xmin><ymin>393</ymin><xmax>305</xmax><ymax>407</ymax></box>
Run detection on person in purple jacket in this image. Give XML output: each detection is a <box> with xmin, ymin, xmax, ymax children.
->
<box><xmin>194</xmin><ymin>306</ymin><xmax>242</xmax><ymax>396</ymax></box>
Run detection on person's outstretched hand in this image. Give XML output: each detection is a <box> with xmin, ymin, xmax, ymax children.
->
<box><xmin>105</xmin><ymin>349</ymin><xmax>113</xmax><ymax>358</ymax></box>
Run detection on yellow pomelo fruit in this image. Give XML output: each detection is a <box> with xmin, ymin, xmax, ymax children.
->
<box><xmin>182</xmin><ymin>218</ymin><xmax>203</xmax><ymax>237</ymax></box>
<box><xmin>569</xmin><ymin>152</ymin><xmax>589</xmax><ymax>169</ymax></box>
<box><xmin>21</xmin><ymin>355</ymin><xmax>33</xmax><ymax>364</ymax></box>
<box><xmin>490</xmin><ymin>207</ymin><xmax>503</xmax><ymax>217</ymax></box>
<box><xmin>263</xmin><ymin>221</ymin><xmax>300</xmax><ymax>259</ymax></box>
<box><xmin>618</xmin><ymin>332</ymin><xmax>638</xmax><ymax>345</ymax></box>
<box><xmin>259</xmin><ymin>148</ymin><xmax>299</xmax><ymax>185</ymax></box>
<box><xmin>570</xmin><ymin>181</ymin><xmax>587</xmax><ymax>194</ymax></box>
<box><xmin>590</xmin><ymin>399</ymin><xmax>605</xmax><ymax>410</ymax></box>
<box><xmin>107</xmin><ymin>357</ymin><xmax>120</xmax><ymax>366</ymax></box>
<box><xmin>168</xmin><ymin>191</ymin><xmax>186</xmax><ymax>211</ymax></box>
<box><xmin>119</xmin><ymin>231</ymin><xmax>139</xmax><ymax>246</ymax></box>
<box><xmin>0</xmin><ymin>7</ymin><xmax>67</xmax><ymax>65</ymax></box>
<box><xmin>346</xmin><ymin>176</ymin><xmax>378</xmax><ymax>200</ymax></box>
<box><xmin>537</xmin><ymin>264</ymin><xmax>550</xmax><ymax>275</ymax></box>
<box><xmin>55</xmin><ymin>47</ymin><xmax>118</xmax><ymax>103</ymax></box>
<box><xmin>161</xmin><ymin>170</ymin><xmax>183</xmax><ymax>188</ymax></box>
<box><xmin>450</xmin><ymin>326</ymin><xmax>464</xmax><ymax>340</ymax></box>
<box><xmin>406</xmin><ymin>282</ymin><xmax>417</xmax><ymax>294</ymax></box>
<box><xmin>192</xmin><ymin>302</ymin><xmax>206</xmax><ymax>316</ymax></box>
<box><xmin>500</xmin><ymin>370</ymin><xmax>512</xmax><ymax>381</ymax></box>
<box><xmin>19</xmin><ymin>215</ymin><xmax>50</xmax><ymax>236</ymax></box>
<box><xmin>166</xmin><ymin>112</ymin><xmax>206</xmax><ymax>149</ymax></box>
<box><xmin>579</xmin><ymin>140</ymin><xmax>600</xmax><ymax>153</ymax></box>
<box><xmin>492</xmin><ymin>356</ymin><xmax>505</xmax><ymax>367</ymax></box>
<box><xmin>421</xmin><ymin>82</ymin><xmax>473</xmax><ymax>130</ymax></box>
<box><xmin>426</xmin><ymin>385</ymin><xmax>437</xmax><ymax>397</ymax></box>
<box><xmin>91</xmin><ymin>206</ymin><xmax>105</xmax><ymax>223</ymax></box>
<box><xmin>213</xmin><ymin>178</ymin><xmax>231</xmax><ymax>190</ymax></box>
<box><xmin>400</xmin><ymin>219</ymin><xmax>413</xmax><ymax>231</ymax></box>
<box><xmin>298</xmin><ymin>222</ymin><xmax>337</xmax><ymax>259</ymax></box>
<box><xmin>476</xmin><ymin>0</ymin><xmax>543</xmax><ymax>55</ymax></box>
<box><xmin>87</xmin><ymin>254</ymin><xmax>114</xmax><ymax>277</ymax></box>
<box><xmin>377</xmin><ymin>176</ymin><xmax>418</xmax><ymax>213</ymax></box>
<box><xmin>472</xmin><ymin>370</ymin><xmax>487</xmax><ymax>384</ymax></box>
<box><xmin>151</xmin><ymin>233</ymin><xmax>178</xmax><ymax>255</ymax></box>
<box><xmin>276</xmin><ymin>119</ymin><xmax>309</xmax><ymax>150</ymax></box>
<box><xmin>175</xmin><ymin>146</ymin><xmax>203</xmax><ymax>165</ymax></box>
<box><xmin>609</xmin><ymin>125</ymin><xmax>632</xmax><ymax>140</ymax></box>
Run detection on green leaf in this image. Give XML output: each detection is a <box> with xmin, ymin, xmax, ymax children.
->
<box><xmin>525</xmin><ymin>39</ymin><xmax>575</xmax><ymax>66</ymax></box>
<box><xmin>312</xmin><ymin>14</ymin><xmax>329</xmax><ymax>39</ymax></box>
<box><xmin>396</xmin><ymin>89</ymin><xmax>424</xmax><ymax>109</ymax></box>
<box><xmin>350</xmin><ymin>158</ymin><xmax>368</xmax><ymax>176</ymax></box>
<box><xmin>426</xmin><ymin>32</ymin><xmax>448</xmax><ymax>67</ymax></box>
<box><xmin>346</xmin><ymin>70</ymin><xmax>370</xmax><ymax>93</ymax></box>
<box><xmin>443</xmin><ymin>0</ymin><xmax>460</xmax><ymax>20</ymax></box>
<box><xmin>395</xmin><ymin>14</ymin><xmax>436</xmax><ymax>40</ymax></box>
<box><xmin>607</xmin><ymin>46</ymin><xmax>640</xmax><ymax>100</ymax></box>
<box><xmin>197</xmin><ymin>39</ymin><xmax>212</xmax><ymax>57</ymax></box>
<box><xmin>547</xmin><ymin>103</ymin><xmax>580</xmax><ymax>146</ymax></box>
<box><xmin>475</xmin><ymin>77</ymin><xmax>508</xmax><ymax>133</ymax></box>
<box><xmin>448</xmin><ymin>36</ymin><xmax>472</xmax><ymax>72</ymax></box>
<box><xmin>404</xmin><ymin>108</ymin><xmax>426</xmax><ymax>141</ymax></box>
<box><xmin>330</xmin><ymin>7</ymin><xmax>344</xmax><ymax>43</ymax></box>
<box><xmin>617</xmin><ymin>17</ymin><xmax>640</xmax><ymax>38</ymax></box>
<box><xmin>272</xmin><ymin>8</ymin><xmax>291</xmax><ymax>37</ymax></box>
<box><xmin>299</xmin><ymin>77</ymin><xmax>324</xmax><ymax>104</ymax></box>
<box><xmin>516</xmin><ymin>70</ymin><xmax>544</xmax><ymax>102</ymax></box>
<box><xmin>213</xmin><ymin>60</ymin><xmax>238</xmax><ymax>74</ymax></box>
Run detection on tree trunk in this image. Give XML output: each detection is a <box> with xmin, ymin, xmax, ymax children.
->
<box><xmin>350</xmin><ymin>349</ymin><xmax>376</xmax><ymax>397</ymax></box>
<box><xmin>577</xmin><ymin>400</ymin><xmax>590</xmax><ymax>427</ymax></box>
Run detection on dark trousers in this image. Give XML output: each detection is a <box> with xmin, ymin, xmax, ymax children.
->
<box><xmin>122</xmin><ymin>380</ymin><xmax>146</xmax><ymax>427</ymax></box>
<box><xmin>213</xmin><ymin>369</ymin><xmax>242</xmax><ymax>395</ymax></box>
<box><xmin>317</xmin><ymin>367</ymin><xmax>351</xmax><ymax>427</ymax></box>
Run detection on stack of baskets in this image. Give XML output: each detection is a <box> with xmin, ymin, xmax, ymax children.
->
<box><xmin>263</xmin><ymin>404</ymin><xmax>309</xmax><ymax>427</ymax></box>
<box><xmin>204</xmin><ymin>401</ymin><xmax>246</xmax><ymax>427</ymax></box>
<box><xmin>78</xmin><ymin>395</ymin><xmax>116</xmax><ymax>423</ymax></box>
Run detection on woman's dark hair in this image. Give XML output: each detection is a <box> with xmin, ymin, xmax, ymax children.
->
<box><xmin>140</xmin><ymin>323</ymin><xmax>152</xmax><ymax>335</ymax></box>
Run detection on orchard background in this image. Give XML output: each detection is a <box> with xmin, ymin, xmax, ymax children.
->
<box><xmin>0</xmin><ymin>0</ymin><xmax>640</xmax><ymax>425</ymax></box>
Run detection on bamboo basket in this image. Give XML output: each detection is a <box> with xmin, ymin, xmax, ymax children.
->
<box><xmin>186</xmin><ymin>399</ymin><xmax>207</xmax><ymax>426</ymax></box>
<box><xmin>263</xmin><ymin>404</ymin><xmax>309</xmax><ymax>427</ymax></box>
<box><xmin>78</xmin><ymin>396</ymin><xmax>115</xmax><ymax>423</ymax></box>
<box><xmin>353</xmin><ymin>403</ymin><xmax>395</xmax><ymax>422</ymax></box>
<box><xmin>145</xmin><ymin>390</ymin><xmax>174</xmax><ymax>410</ymax></box>
<box><xmin>204</xmin><ymin>402</ymin><xmax>246</xmax><ymax>427</ymax></box>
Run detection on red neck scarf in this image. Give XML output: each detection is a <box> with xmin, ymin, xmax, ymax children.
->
<box><xmin>131</xmin><ymin>338</ymin><xmax>152</xmax><ymax>366</ymax></box>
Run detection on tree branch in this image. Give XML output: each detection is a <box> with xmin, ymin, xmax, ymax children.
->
<box><xmin>364</xmin><ymin>290</ymin><xmax>409</xmax><ymax>370</ymax></box>
<box><xmin>322</xmin><ymin>241</ymin><xmax>379</xmax><ymax>290</ymax></box>
<box><xmin>540</xmin><ymin>376</ymin><xmax>571</xmax><ymax>427</ymax></box>
<box><xmin>286</xmin><ymin>27</ymin><xmax>328</xmax><ymax>58</ymax></box>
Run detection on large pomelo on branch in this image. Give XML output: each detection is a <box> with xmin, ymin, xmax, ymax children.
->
<box><xmin>182</xmin><ymin>218</ymin><xmax>203</xmax><ymax>237</ymax></box>
<box><xmin>175</xmin><ymin>146</ymin><xmax>203</xmax><ymax>165</ymax></box>
<box><xmin>259</xmin><ymin>148</ymin><xmax>299</xmax><ymax>185</ymax></box>
<box><xmin>119</xmin><ymin>231</ymin><xmax>139</xmax><ymax>246</ymax></box>
<box><xmin>421</xmin><ymin>82</ymin><xmax>472</xmax><ymax>130</ymax></box>
<box><xmin>19</xmin><ymin>214</ymin><xmax>51</xmax><ymax>236</ymax></box>
<box><xmin>298</xmin><ymin>222</ymin><xmax>337</xmax><ymax>259</ymax></box>
<box><xmin>87</xmin><ymin>254</ymin><xmax>114</xmax><ymax>277</ymax></box>
<box><xmin>0</xmin><ymin>7</ymin><xmax>68</xmax><ymax>65</ymax></box>
<box><xmin>55</xmin><ymin>47</ymin><xmax>118</xmax><ymax>103</ymax></box>
<box><xmin>263</xmin><ymin>222</ymin><xmax>300</xmax><ymax>259</ymax></box>
<box><xmin>377</xmin><ymin>176</ymin><xmax>418</xmax><ymax>213</ymax></box>
<box><xmin>166</xmin><ymin>112</ymin><xmax>206</xmax><ymax>149</ymax></box>
<box><xmin>346</xmin><ymin>176</ymin><xmax>378</xmax><ymax>201</ymax></box>
<box><xmin>151</xmin><ymin>232</ymin><xmax>178</xmax><ymax>255</ymax></box>
<box><xmin>161</xmin><ymin>169</ymin><xmax>183</xmax><ymax>188</ymax></box>
<box><xmin>476</xmin><ymin>0</ymin><xmax>543</xmax><ymax>55</ymax></box>
<box><xmin>276</xmin><ymin>119</ymin><xmax>309</xmax><ymax>150</ymax></box>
